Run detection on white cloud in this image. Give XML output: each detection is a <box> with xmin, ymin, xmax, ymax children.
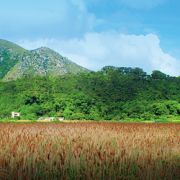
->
<box><xmin>120</xmin><ymin>0</ymin><xmax>166</xmax><ymax>9</ymax></box>
<box><xmin>17</xmin><ymin>32</ymin><xmax>180</xmax><ymax>76</ymax></box>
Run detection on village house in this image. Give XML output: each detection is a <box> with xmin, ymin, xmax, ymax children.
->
<box><xmin>11</xmin><ymin>112</ymin><xmax>20</xmax><ymax>119</ymax></box>
<box><xmin>57</xmin><ymin>117</ymin><xmax>65</xmax><ymax>121</ymax></box>
<box><xmin>38</xmin><ymin>117</ymin><xmax>64</xmax><ymax>122</ymax></box>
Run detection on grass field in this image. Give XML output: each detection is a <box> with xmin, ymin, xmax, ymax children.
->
<box><xmin>0</xmin><ymin>123</ymin><xmax>179</xmax><ymax>179</ymax></box>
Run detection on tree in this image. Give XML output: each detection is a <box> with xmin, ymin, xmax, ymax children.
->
<box><xmin>151</xmin><ymin>103</ymin><xmax>169</xmax><ymax>116</ymax></box>
<box><xmin>151</xmin><ymin>70</ymin><xmax>167</xmax><ymax>80</ymax></box>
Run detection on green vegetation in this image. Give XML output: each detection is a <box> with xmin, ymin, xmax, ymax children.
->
<box><xmin>0</xmin><ymin>40</ymin><xmax>179</xmax><ymax>121</ymax></box>
<box><xmin>0</xmin><ymin>66</ymin><xmax>179</xmax><ymax>121</ymax></box>
<box><xmin>0</xmin><ymin>39</ymin><xmax>26</xmax><ymax>78</ymax></box>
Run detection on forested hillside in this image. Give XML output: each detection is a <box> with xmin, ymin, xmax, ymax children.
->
<box><xmin>0</xmin><ymin>66</ymin><xmax>179</xmax><ymax>121</ymax></box>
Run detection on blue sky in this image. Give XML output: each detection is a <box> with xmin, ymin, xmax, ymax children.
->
<box><xmin>0</xmin><ymin>0</ymin><xmax>180</xmax><ymax>75</ymax></box>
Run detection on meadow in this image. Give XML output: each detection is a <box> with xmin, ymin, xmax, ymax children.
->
<box><xmin>0</xmin><ymin>122</ymin><xmax>179</xmax><ymax>180</ymax></box>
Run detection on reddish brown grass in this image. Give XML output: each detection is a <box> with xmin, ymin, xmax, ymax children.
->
<box><xmin>0</xmin><ymin>122</ymin><xmax>179</xmax><ymax>179</ymax></box>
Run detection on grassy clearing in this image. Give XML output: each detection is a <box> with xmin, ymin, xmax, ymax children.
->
<box><xmin>0</xmin><ymin>122</ymin><xmax>179</xmax><ymax>179</ymax></box>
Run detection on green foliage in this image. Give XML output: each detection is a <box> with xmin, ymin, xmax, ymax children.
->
<box><xmin>0</xmin><ymin>67</ymin><xmax>179</xmax><ymax>121</ymax></box>
<box><xmin>151</xmin><ymin>103</ymin><xmax>169</xmax><ymax>116</ymax></box>
<box><xmin>0</xmin><ymin>39</ymin><xmax>26</xmax><ymax>78</ymax></box>
<box><xmin>151</xmin><ymin>70</ymin><xmax>168</xmax><ymax>80</ymax></box>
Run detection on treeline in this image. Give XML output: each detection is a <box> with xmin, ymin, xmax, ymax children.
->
<box><xmin>0</xmin><ymin>66</ymin><xmax>179</xmax><ymax>121</ymax></box>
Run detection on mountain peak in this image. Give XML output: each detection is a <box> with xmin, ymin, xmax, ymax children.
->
<box><xmin>34</xmin><ymin>47</ymin><xmax>53</xmax><ymax>52</ymax></box>
<box><xmin>0</xmin><ymin>40</ymin><xmax>89</xmax><ymax>81</ymax></box>
<box><xmin>32</xmin><ymin>47</ymin><xmax>63</xmax><ymax>58</ymax></box>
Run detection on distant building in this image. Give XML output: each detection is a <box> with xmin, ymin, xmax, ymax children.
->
<box><xmin>38</xmin><ymin>117</ymin><xmax>55</xmax><ymax>122</ymax></box>
<box><xmin>38</xmin><ymin>117</ymin><xmax>64</xmax><ymax>122</ymax></box>
<box><xmin>11</xmin><ymin>112</ymin><xmax>20</xmax><ymax>118</ymax></box>
<box><xmin>57</xmin><ymin>117</ymin><xmax>64</xmax><ymax>121</ymax></box>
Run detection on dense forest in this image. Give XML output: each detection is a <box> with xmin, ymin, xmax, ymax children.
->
<box><xmin>0</xmin><ymin>66</ymin><xmax>179</xmax><ymax>121</ymax></box>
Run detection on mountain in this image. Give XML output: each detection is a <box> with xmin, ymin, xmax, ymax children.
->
<box><xmin>0</xmin><ymin>39</ymin><xmax>89</xmax><ymax>81</ymax></box>
<box><xmin>0</xmin><ymin>39</ymin><xmax>27</xmax><ymax>79</ymax></box>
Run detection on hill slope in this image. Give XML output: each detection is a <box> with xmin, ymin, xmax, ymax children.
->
<box><xmin>0</xmin><ymin>40</ymin><xmax>89</xmax><ymax>81</ymax></box>
<box><xmin>0</xmin><ymin>39</ymin><xmax>27</xmax><ymax>79</ymax></box>
<box><xmin>0</xmin><ymin>67</ymin><xmax>179</xmax><ymax>121</ymax></box>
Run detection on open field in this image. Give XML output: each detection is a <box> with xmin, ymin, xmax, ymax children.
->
<box><xmin>0</xmin><ymin>123</ymin><xmax>179</xmax><ymax>179</ymax></box>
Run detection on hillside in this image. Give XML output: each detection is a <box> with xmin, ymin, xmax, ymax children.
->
<box><xmin>0</xmin><ymin>39</ymin><xmax>89</xmax><ymax>81</ymax></box>
<box><xmin>0</xmin><ymin>39</ymin><xmax>27</xmax><ymax>79</ymax></box>
<box><xmin>0</xmin><ymin>67</ymin><xmax>179</xmax><ymax>121</ymax></box>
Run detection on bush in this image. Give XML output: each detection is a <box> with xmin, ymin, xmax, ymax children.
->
<box><xmin>151</xmin><ymin>103</ymin><xmax>169</xmax><ymax>116</ymax></box>
<box><xmin>70</xmin><ymin>113</ymin><xmax>85</xmax><ymax>120</ymax></box>
<box><xmin>165</xmin><ymin>101</ymin><xmax>179</xmax><ymax>115</ymax></box>
<box><xmin>113</xmin><ymin>113</ymin><xmax>127</xmax><ymax>121</ymax></box>
<box><xmin>140</xmin><ymin>112</ymin><xmax>154</xmax><ymax>120</ymax></box>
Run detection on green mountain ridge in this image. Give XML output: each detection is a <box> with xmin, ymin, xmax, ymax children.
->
<box><xmin>0</xmin><ymin>39</ymin><xmax>89</xmax><ymax>81</ymax></box>
<box><xmin>0</xmin><ymin>39</ymin><xmax>27</xmax><ymax>79</ymax></box>
<box><xmin>0</xmin><ymin>39</ymin><xmax>26</xmax><ymax>53</ymax></box>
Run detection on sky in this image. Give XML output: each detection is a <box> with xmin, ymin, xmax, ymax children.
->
<box><xmin>0</xmin><ymin>0</ymin><xmax>180</xmax><ymax>76</ymax></box>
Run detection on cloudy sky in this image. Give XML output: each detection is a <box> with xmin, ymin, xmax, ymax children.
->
<box><xmin>1</xmin><ymin>0</ymin><xmax>180</xmax><ymax>75</ymax></box>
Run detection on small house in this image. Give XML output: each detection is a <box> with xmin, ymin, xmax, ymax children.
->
<box><xmin>38</xmin><ymin>117</ymin><xmax>64</xmax><ymax>122</ymax></box>
<box><xmin>38</xmin><ymin>117</ymin><xmax>55</xmax><ymax>122</ymax></box>
<box><xmin>57</xmin><ymin>117</ymin><xmax>65</xmax><ymax>121</ymax></box>
<box><xmin>11</xmin><ymin>112</ymin><xmax>20</xmax><ymax>119</ymax></box>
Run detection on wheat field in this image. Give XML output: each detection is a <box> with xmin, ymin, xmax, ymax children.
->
<box><xmin>0</xmin><ymin>122</ymin><xmax>179</xmax><ymax>180</ymax></box>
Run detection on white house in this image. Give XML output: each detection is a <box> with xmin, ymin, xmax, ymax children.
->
<box><xmin>38</xmin><ymin>117</ymin><xmax>64</xmax><ymax>122</ymax></box>
<box><xmin>57</xmin><ymin>117</ymin><xmax>65</xmax><ymax>121</ymax></box>
<box><xmin>11</xmin><ymin>112</ymin><xmax>20</xmax><ymax>118</ymax></box>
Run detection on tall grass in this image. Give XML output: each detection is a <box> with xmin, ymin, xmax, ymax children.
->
<box><xmin>0</xmin><ymin>123</ymin><xmax>179</xmax><ymax>179</ymax></box>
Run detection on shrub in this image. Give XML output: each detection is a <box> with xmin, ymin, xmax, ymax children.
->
<box><xmin>151</xmin><ymin>103</ymin><xmax>169</xmax><ymax>116</ymax></box>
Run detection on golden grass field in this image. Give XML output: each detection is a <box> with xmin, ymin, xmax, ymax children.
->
<box><xmin>0</xmin><ymin>122</ymin><xmax>179</xmax><ymax>179</ymax></box>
